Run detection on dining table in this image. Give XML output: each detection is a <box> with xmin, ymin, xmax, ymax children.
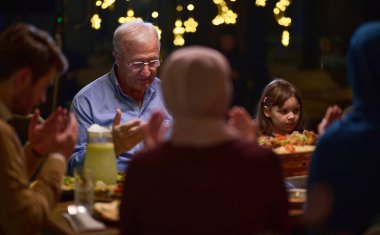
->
<box><xmin>46</xmin><ymin>200</ymin><xmax>305</xmax><ymax>235</ymax></box>
<box><xmin>45</xmin><ymin>201</ymin><xmax>120</xmax><ymax>235</ymax></box>
<box><xmin>45</xmin><ymin>173</ymin><xmax>305</xmax><ymax>235</ymax></box>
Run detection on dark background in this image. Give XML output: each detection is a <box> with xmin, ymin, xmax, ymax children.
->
<box><xmin>1</xmin><ymin>0</ymin><xmax>380</xmax><ymax>130</ymax></box>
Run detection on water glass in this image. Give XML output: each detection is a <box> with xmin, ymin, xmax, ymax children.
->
<box><xmin>74</xmin><ymin>167</ymin><xmax>95</xmax><ymax>213</ymax></box>
<box><xmin>287</xmin><ymin>188</ymin><xmax>307</xmax><ymax>211</ymax></box>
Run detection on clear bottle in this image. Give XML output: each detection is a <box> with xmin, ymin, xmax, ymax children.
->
<box><xmin>83</xmin><ymin>124</ymin><xmax>117</xmax><ymax>185</ymax></box>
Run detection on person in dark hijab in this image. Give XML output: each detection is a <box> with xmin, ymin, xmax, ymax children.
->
<box><xmin>306</xmin><ymin>21</ymin><xmax>380</xmax><ymax>235</ymax></box>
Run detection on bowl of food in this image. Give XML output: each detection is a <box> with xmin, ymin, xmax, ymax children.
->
<box><xmin>258</xmin><ymin>130</ymin><xmax>317</xmax><ymax>177</ymax></box>
<box><xmin>276</xmin><ymin>149</ymin><xmax>313</xmax><ymax>177</ymax></box>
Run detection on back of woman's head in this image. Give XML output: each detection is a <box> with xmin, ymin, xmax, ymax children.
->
<box><xmin>160</xmin><ymin>46</ymin><xmax>232</xmax><ymax>120</ymax></box>
<box><xmin>256</xmin><ymin>78</ymin><xmax>306</xmax><ymax>135</ymax></box>
<box><xmin>0</xmin><ymin>22</ymin><xmax>68</xmax><ymax>82</ymax></box>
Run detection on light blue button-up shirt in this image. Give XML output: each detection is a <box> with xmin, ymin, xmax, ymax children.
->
<box><xmin>68</xmin><ymin>65</ymin><xmax>171</xmax><ymax>175</ymax></box>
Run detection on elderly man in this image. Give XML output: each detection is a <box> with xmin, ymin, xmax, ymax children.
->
<box><xmin>69</xmin><ymin>19</ymin><xmax>171</xmax><ymax>175</ymax></box>
<box><xmin>0</xmin><ymin>23</ymin><xmax>78</xmax><ymax>235</ymax></box>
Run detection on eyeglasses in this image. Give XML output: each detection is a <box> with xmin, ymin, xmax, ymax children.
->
<box><xmin>127</xmin><ymin>59</ymin><xmax>161</xmax><ymax>71</ymax></box>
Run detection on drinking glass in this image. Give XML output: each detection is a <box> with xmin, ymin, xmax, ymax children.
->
<box><xmin>74</xmin><ymin>167</ymin><xmax>95</xmax><ymax>213</ymax></box>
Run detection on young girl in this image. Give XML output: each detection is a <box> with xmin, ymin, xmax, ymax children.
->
<box><xmin>228</xmin><ymin>79</ymin><xmax>341</xmax><ymax>144</ymax></box>
<box><xmin>255</xmin><ymin>78</ymin><xmax>307</xmax><ymax>136</ymax></box>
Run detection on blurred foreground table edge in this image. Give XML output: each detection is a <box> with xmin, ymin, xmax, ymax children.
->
<box><xmin>46</xmin><ymin>201</ymin><xmax>120</xmax><ymax>235</ymax></box>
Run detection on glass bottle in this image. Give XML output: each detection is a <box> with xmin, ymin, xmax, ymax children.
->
<box><xmin>83</xmin><ymin>124</ymin><xmax>117</xmax><ymax>185</ymax></box>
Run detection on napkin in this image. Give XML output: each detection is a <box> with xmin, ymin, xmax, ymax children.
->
<box><xmin>63</xmin><ymin>205</ymin><xmax>106</xmax><ymax>233</ymax></box>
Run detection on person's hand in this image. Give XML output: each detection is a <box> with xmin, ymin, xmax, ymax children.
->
<box><xmin>28</xmin><ymin>108</ymin><xmax>78</xmax><ymax>160</ymax></box>
<box><xmin>228</xmin><ymin>106</ymin><xmax>258</xmax><ymax>142</ymax></box>
<box><xmin>28</xmin><ymin>107</ymin><xmax>68</xmax><ymax>155</ymax></box>
<box><xmin>143</xmin><ymin>111</ymin><xmax>167</xmax><ymax>150</ymax></box>
<box><xmin>112</xmin><ymin>109</ymin><xmax>146</xmax><ymax>156</ymax></box>
<box><xmin>318</xmin><ymin>105</ymin><xmax>343</xmax><ymax>135</ymax></box>
<box><xmin>49</xmin><ymin>113</ymin><xmax>78</xmax><ymax>160</ymax></box>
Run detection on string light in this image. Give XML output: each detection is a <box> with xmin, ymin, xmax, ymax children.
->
<box><xmin>212</xmin><ymin>0</ymin><xmax>238</xmax><ymax>26</ymax></box>
<box><xmin>174</xmin><ymin>19</ymin><xmax>184</xmax><ymax>30</ymax></box>
<box><xmin>172</xmin><ymin>2</ymin><xmax>185</xmax><ymax>46</ymax></box>
<box><xmin>184</xmin><ymin>17</ymin><xmax>198</xmax><ymax>33</ymax></box>
<box><xmin>118</xmin><ymin>9</ymin><xmax>142</xmax><ymax>24</ymax></box>
<box><xmin>184</xmin><ymin>3</ymin><xmax>198</xmax><ymax>33</ymax></box>
<box><xmin>176</xmin><ymin>5</ymin><xmax>183</xmax><ymax>11</ymax></box>
<box><xmin>187</xmin><ymin>4</ymin><xmax>195</xmax><ymax>11</ymax></box>
<box><xmin>91</xmin><ymin>14</ymin><xmax>102</xmax><ymax>30</ymax></box>
<box><xmin>89</xmin><ymin>0</ymin><xmax>292</xmax><ymax>47</ymax></box>
<box><xmin>255</xmin><ymin>0</ymin><xmax>293</xmax><ymax>46</ymax></box>
<box><xmin>255</xmin><ymin>0</ymin><xmax>268</xmax><ymax>7</ymax></box>
<box><xmin>172</xmin><ymin>1</ymin><xmax>199</xmax><ymax>46</ymax></box>
<box><xmin>173</xmin><ymin>19</ymin><xmax>185</xmax><ymax>46</ymax></box>
<box><xmin>173</xmin><ymin>21</ymin><xmax>185</xmax><ymax>46</ymax></box>
<box><xmin>281</xmin><ymin>30</ymin><xmax>290</xmax><ymax>47</ymax></box>
<box><xmin>151</xmin><ymin>11</ymin><xmax>159</xmax><ymax>18</ymax></box>
<box><xmin>274</xmin><ymin>0</ymin><xmax>292</xmax><ymax>27</ymax></box>
<box><xmin>273</xmin><ymin>0</ymin><xmax>292</xmax><ymax>46</ymax></box>
<box><xmin>174</xmin><ymin>35</ymin><xmax>185</xmax><ymax>46</ymax></box>
<box><xmin>101</xmin><ymin>0</ymin><xmax>115</xmax><ymax>9</ymax></box>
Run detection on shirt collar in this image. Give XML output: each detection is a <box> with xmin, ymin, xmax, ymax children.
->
<box><xmin>0</xmin><ymin>100</ymin><xmax>12</xmax><ymax>122</ymax></box>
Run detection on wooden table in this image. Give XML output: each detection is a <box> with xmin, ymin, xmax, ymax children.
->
<box><xmin>46</xmin><ymin>201</ymin><xmax>119</xmax><ymax>235</ymax></box>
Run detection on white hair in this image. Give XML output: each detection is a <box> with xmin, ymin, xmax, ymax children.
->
<box><xmin>113</xmin><ymin>19</ymin><xmax>160</xmax><ymax>55</ymax></box>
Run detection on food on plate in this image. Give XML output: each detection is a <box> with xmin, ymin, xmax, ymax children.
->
<box><xmin>93</xmin><ymin>200</ymin><xmax>120</xmax><ymax>222</ymax></box>
<box><xmin>62</xmin><ymin>176</ymin><xmax>75</xmax><ymax>191</ymax></box>
<box><xmin>258</xmin><ymin>130</ymin><xmax>317</xmax><ymax>153</ymax></box>
<box><xmin>94</xmin><ymin>181</ymin><xmax>123</xmax><ymax>201</ymax></box>
<box><xmin>117</xmin><ymin>172</ymin><xmax>126</xmax><ymax>182</ymax></box>
<box><xmin>61</xmin><ymin>174</ymin><xmax>124</xmax><ymax>200</ymax></box>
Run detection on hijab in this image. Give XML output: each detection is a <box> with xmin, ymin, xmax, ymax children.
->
<box><xmin>347</xmin><ymin>21</ymin><xmax>380</xmax><ymax>113</ymax></box>
<box><xmin>160</xmin><ymin>46</ymin><xmax>238</xmax><ymax>146</ymax></box>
